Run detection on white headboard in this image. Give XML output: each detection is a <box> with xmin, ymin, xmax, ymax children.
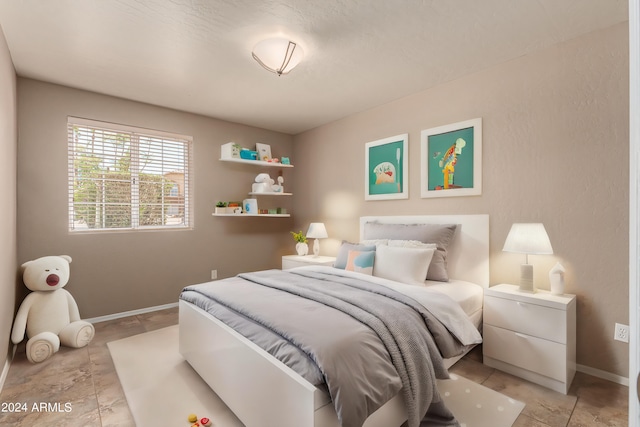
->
<box><xmin>360</xmin><ymin>214</ymin><xmax>489</xmax><ymax>287</ymax></box>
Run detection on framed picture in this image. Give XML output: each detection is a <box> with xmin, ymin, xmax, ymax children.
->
<box><xmin>256</xmin><ymin>143</ymin><xmax>272</xmax><ymax>161</ymax></box>
<box><xmin>420</xmin><ymin>118</ymin><xmax>482</xmax><ymax>198</ymax></box>
<box><xmin>365</xmin><ymin>134</ymin><xmax>408</xmax><ymax>200</ymax></box>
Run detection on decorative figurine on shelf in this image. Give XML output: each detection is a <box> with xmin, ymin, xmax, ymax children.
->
<box><xmin>252</xmin><ymin>173</ymin><xmax>275</xmax><ymax>193</ymax></box>
<box><xmin>272</xmin><ymin>176</ymin><xmax>284</xmax><ymax>193</ymax></box>
<box><xmin>281</xmin><ymin>157</ymin><xmax>290</xmax><ymax>165</ymax></box>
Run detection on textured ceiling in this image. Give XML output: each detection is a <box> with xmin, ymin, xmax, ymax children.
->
<box><xmin>0</xmin><ymin>0</ymin><xmax>629</xmax><ymax>134</ymax></box>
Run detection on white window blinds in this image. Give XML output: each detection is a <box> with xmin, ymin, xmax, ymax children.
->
<box><xmin>67</xmin><ymin>117</ymin><xmax>192</xmax><ymax>232</ymax></box>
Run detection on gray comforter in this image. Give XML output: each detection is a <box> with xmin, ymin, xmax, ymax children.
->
<box><xmin>180</xmin><ymin>266</ymin><xmax>481</xmax><ymax>427</ymax></box>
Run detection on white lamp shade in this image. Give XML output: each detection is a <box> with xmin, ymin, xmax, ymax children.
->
<box><xmin>503</xmin><ymin>223</ymin><xmax>553</xmax><ymax>255</ymax></box>
<box><xmin>252</xmin><ymin>38</ymin><xmax>304</xmax><ymax>75</ymax></box>
<box><xmin>306</xmin><ymin>222</ymin><xmax>328</xmax><ymax>239</ymax></box>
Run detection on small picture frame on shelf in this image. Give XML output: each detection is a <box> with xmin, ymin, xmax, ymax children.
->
<box><xmin>256</xmin><ymin>143</ymin><xmax>272</xmax><ymax>161</ymax></box>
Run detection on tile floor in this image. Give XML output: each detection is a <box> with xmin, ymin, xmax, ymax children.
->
<box><xmin>0</xmin><ymin>307</ymin><xmax>629</xmax><ymax>426</ymax></box>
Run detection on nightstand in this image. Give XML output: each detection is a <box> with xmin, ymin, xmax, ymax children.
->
<box><xmin>483</xmin><ymin>283</ymin><xmax>576</xmax><ymax>394</ymax></box>
<box><xmin>281</xmin><ymin>255</ymin><xmax>336</xmax><ymax>270</ymax></box>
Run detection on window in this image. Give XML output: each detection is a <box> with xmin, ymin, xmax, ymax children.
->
<box><xmin>68</xmin><ymin>117</ymin><xmax>192</xmax><ymax>232</ymax></box>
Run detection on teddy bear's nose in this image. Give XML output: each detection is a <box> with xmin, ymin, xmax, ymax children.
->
<box><xmin>46</xmin><ymin>274</ymin><xmax>60</xmax><ymax>287</ymax></box>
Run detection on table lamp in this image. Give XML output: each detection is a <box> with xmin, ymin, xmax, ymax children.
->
<box><xmin>306</xmin><ymin>223</ymin><xmax>328</xmax><ymax>257</ymax></box>
<box><xmin>502</xmin><ymin>223</ymin><xmax>553</xmax><ymax>292</ymax></box>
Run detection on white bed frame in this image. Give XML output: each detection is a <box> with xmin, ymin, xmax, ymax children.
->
<box><xmin>179</xmin><ymin>214</ymin><xmax>489</xmax><ymax>427</ymax></box>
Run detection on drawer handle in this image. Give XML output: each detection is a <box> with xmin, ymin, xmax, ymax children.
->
<box><xmin>515</xmin><ymin>332</ymin><xmax>529</xmax><ymax>339</ymax></box>
<box><xmin>517</xmin><ymin>302</ymin><xmax>528</xmax><ymax>307</ymax></box>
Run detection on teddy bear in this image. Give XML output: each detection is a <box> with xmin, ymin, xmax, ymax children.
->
<box><xmin>11</xmin><ymin>255</ymin><xmax>95</xmax><ymax>363</ymax></box>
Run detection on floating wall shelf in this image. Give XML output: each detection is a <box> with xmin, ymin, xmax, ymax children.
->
<box><xmin>219</xmin><ymin>158</ymin><xmax>294</xmax><ymax>168</ymax></box>
<box><xmin>211</xmin><ymin>213</ymin><xmax>291</xmax><ymax>218</ymax></box>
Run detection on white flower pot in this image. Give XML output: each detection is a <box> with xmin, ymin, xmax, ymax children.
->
<box><xmin>296</xmin><ymin>242</ymin><xmax>308</xmax><ymax>256</ymax></box>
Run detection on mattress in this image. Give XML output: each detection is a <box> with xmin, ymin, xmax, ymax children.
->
<box><xmin>424</xmin><ymin>279</ymin><xmax>484</xmax><ymax>328</ymax></box>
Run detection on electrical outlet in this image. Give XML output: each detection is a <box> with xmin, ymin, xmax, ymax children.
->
<box><xmin>614</xmin><ymin>323</ymin><xmax>629</xmax><ymax>343</ymax></box>
<box><xmin>211</xmin><ymin>269</ymin><xmax>217</xmax><ymax>280</ymax></box>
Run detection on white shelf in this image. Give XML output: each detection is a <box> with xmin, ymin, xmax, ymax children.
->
<box><xmin>219</xmin><ymin>158</ymin><xmax>294</xmax><ymax>168</ymax></box>
<box><xmin>217</xmin><ymin>155</ymin><xmax>293</xmax><ymax>220</ymax></box>
<box><xmin>212</xmin><ymin>213</ymin><xmax>290</xmax><ymax>218</ymax></box>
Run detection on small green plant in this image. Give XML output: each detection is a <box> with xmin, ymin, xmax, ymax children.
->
<box><xmin>290</xmin><ymin>230</ymin><xmax>307</xmax><ymax>243</ymax></box>
<box><xmin>216</xmin><ymin>201</ymin><xmax>227</xmax><ymax>208</ymax></box>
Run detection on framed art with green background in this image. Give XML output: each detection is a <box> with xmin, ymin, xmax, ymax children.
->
<box><xmin>365</xmin><ymin>134</ymin><xmax>408</xmax><ymax>200</ymax></box>
<box><xmin>420</xmin><ymin>118</ymin><xmax>482</xmax><ymax>198</ymax></box>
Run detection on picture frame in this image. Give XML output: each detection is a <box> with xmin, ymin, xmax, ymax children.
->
<box><xmin>420</xmin><ymin>118</ymin><xmax>482</xmax><ymax>198</ymax></box>
<box><xmin>365</xmin><ymin>134</ymin><xmax>409</xmax><ymax>200</ymax></box>
<box><xmin>255</xmin><ymin>143</ymin><xmax>272</xmax><ymax>161</ymax></box>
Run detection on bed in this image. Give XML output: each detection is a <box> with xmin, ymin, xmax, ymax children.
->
<box><xmin>179</xmin><ymin>214</ymin><xmax>489</xmax><ymax>427</ymax></box>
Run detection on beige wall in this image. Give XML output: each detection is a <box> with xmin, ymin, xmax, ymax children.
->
<box><xmin>17</xmin><ymin>79</ymin><xmax>294</xmax><ymax>318</ymax></box>
<box><xmin>293</xmin><ymin>23</ymin><xmax>630</xmax><ymax>377</ymax></box>
<box><xmin>0</xmin><ymin>27</ymin><xmax>17</xmax><ymax>373</ymax></box>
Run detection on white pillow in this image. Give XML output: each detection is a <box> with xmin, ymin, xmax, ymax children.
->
<box><xmin>360</xmin><ymin>239</ymin><xmax>389</xmax><ymax>246</ymax></box>
<box><xmin>388</xmin><ymin>240</ymin><xmax>438</xmax><ymax>250</ymax></box>
<box><xmin>373</xmin><ymin>245</ymin><xmax>436</xmax><ymax>286</ymax></box>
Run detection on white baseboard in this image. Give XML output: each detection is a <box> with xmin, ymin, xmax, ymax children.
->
<box><xmin>577</xmin><ymin>363</ymin><xmax>629</xmax><ymax>387</ymax></box>
<box><xmin>0</xmin><ymin>345</ymin><xmax>16</xmax><ymax>395</ymax></box>
<box><xmin>84</xmin><ymin>302</ymin><xmax>179</xmax><ymax>324</ymax></box>
<box><xmin>0</xmin><ymin>357</ymin><xmax>9</xmax><ymax>391</ymax></box>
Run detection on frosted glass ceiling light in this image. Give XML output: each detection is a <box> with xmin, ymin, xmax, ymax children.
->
<box><xmin>252</xmin><ymin>38</ymin><xmax>303</xmax><ymax>76</ymax></box>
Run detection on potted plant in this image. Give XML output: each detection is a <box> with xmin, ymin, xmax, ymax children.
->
<box><xmin>290</xmin><ymin>230</ymin><xmax>308</xmax><ymax>256</ymax></box>
<box><xmin>215</xmin><ymin>201</ymin><xmax>227</xmax><ymax>214</ymax></box>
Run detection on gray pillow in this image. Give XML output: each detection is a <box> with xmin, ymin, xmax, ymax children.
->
<box><xmin>362</xmin><ymin>222</ymin><xmax>458</xmax><ymax>281</ymax></box>
<box><xmin>334</xmin><ymin>241</ymin><xmax>376</xmax><ymax>269</ymax></box>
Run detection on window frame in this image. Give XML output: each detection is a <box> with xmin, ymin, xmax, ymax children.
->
<box><xmin>67</xmin><ymin>117</ymin><xmax>193</xmax><ymax>233</ymax></box>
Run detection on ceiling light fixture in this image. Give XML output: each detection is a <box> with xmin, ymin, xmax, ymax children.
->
<box><xmin>252</xmin><ymin>38</ymin><xmax>304</xmax><ymax>76</ymax></box>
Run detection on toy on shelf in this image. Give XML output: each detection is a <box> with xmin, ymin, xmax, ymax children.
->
<box><xmin>252</xmin><ymin>173</ymin><xmax>286</xmax><ymax>193</ymax></box>
<box><xmin>239</xmin><ymin>149</ymin><xmax>258</xmax><ymax>160</ymax></box>
<box><xmin>252</xmin><ymin>173</ymin><xmax>274</xmax><ymax>193</ymax></box>
<box><xmin>271</xmin><ymin>176</ymin><xmax>284</xmax><ymax>193</ymax></box>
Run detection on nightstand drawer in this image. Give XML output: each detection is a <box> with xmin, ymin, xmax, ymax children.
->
<box><xmin>484</xmin><ymin>295</ymin><xmax>566</xmax><ymax>343</ymax></box>
<box><xmin>483</xmin><ymin>324</ymin><xmax>567</xmax><ymax>382</ymax></box>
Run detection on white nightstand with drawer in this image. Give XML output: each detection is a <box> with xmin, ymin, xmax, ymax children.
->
<box><xmin>282</xmin><ymin>255</ymin><xmax>336</xmax><ymax>270</ymax></box>
<box><xmin>483</xmin><ymin>283</ymin><xmax>576</xmax><ymax>394</ymax></box>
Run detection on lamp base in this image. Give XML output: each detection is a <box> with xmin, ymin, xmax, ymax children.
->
<box><xmin>312</xmin><ymin>239</ymin><xmax>320</xmax><ymax>257</ymax></box>
<box><xmin>519</xmin><ymin>264</ymin><xmax>534</xmax><ymax>292</ymax></box>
